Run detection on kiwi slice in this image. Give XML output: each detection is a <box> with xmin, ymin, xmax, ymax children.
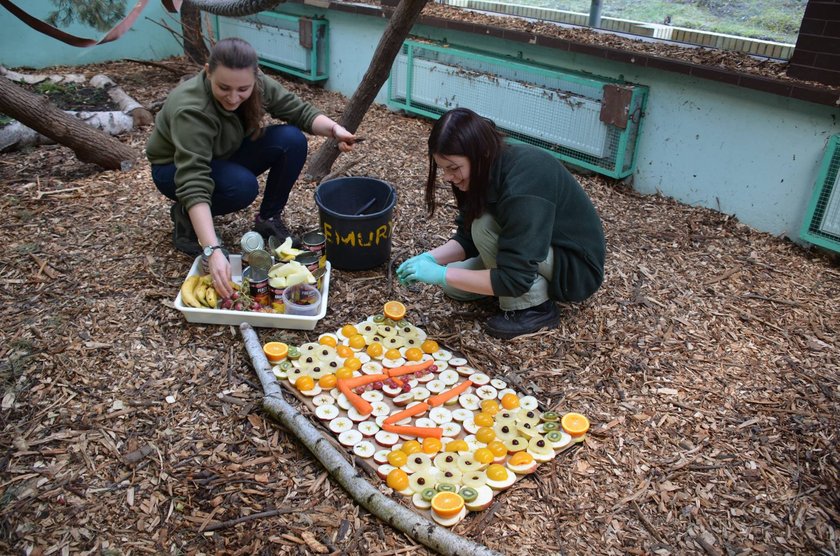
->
<box><xmin>286</xmin><ymin>346</ymin><xmax>301</xmax><ymax>360</ymax></box>
<box><xmin>543</xmin><ymin>421</ymin><xmax>560</xmax><ymax>432</ymax></box>
<box><xmin>458</xmin><ymin>487</ymin><xmax>478</xmax><ymax>503</ymax></box>
<box><xmin>541</xmin><ymin>411</ymin><xmax>559</xmax><ymax>422</ymax></box>
<box><xmin>546</xmin><ymin>430</ymin><xmax>563</xmax><ymax>442</ymax></box>
<box><xmin>372</xmin><ymin>314</ymin><xmax>386</xmax><ymax>323</ymax></box>
<box><xmin>279</xmin><ymin>360</ymin><xmax>294</xmax><ymax>372</ymax></box>
<box><xmin>436</xmin><ymin>482</ymin><xmax>457</xmax><ymax>493</ymax></box>
<box><xmin>421</xmin><ymin>488</ymin><xmax>437</xmax><ymax>502</ymax></box>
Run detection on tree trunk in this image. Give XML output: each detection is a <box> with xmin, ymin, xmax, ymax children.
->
<box><xmin>306</xmin><ymin>0</ymin><xmax>430</xmax><ymax>182</ymax></box>
<box><xmin>0</xmin><ymin>75</ymin><xmax>136</xmax><ymax>170</ymax></box>
<box><xmin>180</xmin><ymin>2</ymin><xmax>209</xmax><ymax>65</ymax></box>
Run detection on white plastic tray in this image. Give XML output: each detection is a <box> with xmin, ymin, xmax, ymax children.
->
<box><xmin>174</xmin><ymin>255</ymin><xmax>330</xmax><ymax>330</ymax></box>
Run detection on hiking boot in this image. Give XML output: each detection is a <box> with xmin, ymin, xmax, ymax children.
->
<box><xmin>485</xmin><ymin>300</ymin><xmax>561</xmax><ymax>339</ymax></box>
<box><xmin>170</xmin><ymin>202</ymin><xmax>201</xmax><ymax>257</ymax></box>
<box><xmin>254</xmin><ymin>213</ymin><xmax>291</xmax><ymax>241</ymax></box>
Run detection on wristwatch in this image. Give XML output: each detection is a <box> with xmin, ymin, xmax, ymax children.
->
<box><xmin>202</xmin><ymin>244</ymin><xmax>223</xmax><ymax>258</ymax></box>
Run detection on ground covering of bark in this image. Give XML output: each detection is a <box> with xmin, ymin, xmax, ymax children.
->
<box><xmin>0</xmin><ymin>52</ymin><xmax>838</xmax><ymax>555</ymax></box>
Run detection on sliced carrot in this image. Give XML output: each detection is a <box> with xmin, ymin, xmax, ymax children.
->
<box><xmin>383</xmin><ymin>423</ymin><xmax>443</xmax><ymax>439</ymax></box>
<box><xmin>337</xmin><ymin>380</ymin><xmax>373</xmax><ymax>415</ymax></box>
<box><xmin>392</xmin><ymin>376</ymin><xmax>404</xmax><ymax>388</ymax></box>
<box><xmin>427</xmin><ymin>380</ymin><xmax>473</xmax><ymax>407</ymax></box>
<box><xmin>338</xmin><ymin>373</ymin><xmax>389</xmax><ymax>389</ymax></box>
<box><xmin>384</xmin><ymin>402</ymin><xmax>429</xmax><ymax>425</ymax></box>
<box><xmin>386</xmin><ymin>359</ymin><xmax>434</xmax><ymax>378</ymax></box>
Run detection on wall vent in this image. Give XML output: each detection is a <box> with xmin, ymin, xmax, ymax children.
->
<box><xmin>214</xmin><ymin>12</ymin><xmax>328</xmax><ymax>82</ymax></box>
<box><xmin>801</xmin><ymin>135</ymin><xmax>840</xmax><ymax>253</ymax></box>
<box><xmin>387</xmin><ymin>40</ymin><xmax>648</xmax><ymax>178</ymax></box>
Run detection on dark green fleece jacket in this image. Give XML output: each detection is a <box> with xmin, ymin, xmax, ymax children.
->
<box><xmin>146</xmin><ymin>70</ymin><xmax>322</xmax><ymax>210</ymax></box>
<box><xmin>452</xmin><ymin>144</ymin><xmax>606</xmax><ymax>302</ymax></box>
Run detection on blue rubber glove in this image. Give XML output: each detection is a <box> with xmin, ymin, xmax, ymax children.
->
<box><xmin>397</xmin><ymin>253</ymin><xmax>447</xmax><ymax>287</ymax></box>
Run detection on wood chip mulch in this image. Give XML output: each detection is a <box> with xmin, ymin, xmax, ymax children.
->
<box><xmin>0</xmin><ymin>57</ymin><xmax>838</xmax><ymax>556</ymax></box>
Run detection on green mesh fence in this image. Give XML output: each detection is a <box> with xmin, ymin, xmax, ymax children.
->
<box><xmin>387</xmin><ymin>40</ymin><xmax>648</xmax><ymax>178</ymax></box>
<box><xmin>801</xmin><ymin>135</ymin><xmax>840</xmax><ymax>253</ymax></box>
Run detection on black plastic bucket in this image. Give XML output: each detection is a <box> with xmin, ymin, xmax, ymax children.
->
<box><xmin>314</xmin><ymin>177</ymin><xmax>397</xmax><ymax>270</ymax></box>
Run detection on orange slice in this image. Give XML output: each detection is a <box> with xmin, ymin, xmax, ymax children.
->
<box><xmin>561</xmin><ymin>412</ymin><xmax>590</xmax><ymax>438</ymax></box>
<box><xmin>383</xmin><ymin>300</ymin><xmax>406</xmax><ymax>321</ymax></box>
<box><xmin>318</xmin><ymin>374</ymin><xmax>338</xmax><ymax>389</ymax></box>
<box><xmin>431</xmin><ymin>491</ymin><xmax>465</xmax><ymax>518</ymax></box>
<box><xmin>263</xmin><ymin>342</ymin><xmax>289</xmax><ymax>363</ymax></box>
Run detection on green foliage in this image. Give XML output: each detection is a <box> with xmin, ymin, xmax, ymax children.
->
<box><xmin>46</xmin><ymin>0</ymin><xmax>128</xmax><ymax>32</ymax></box>
<box><xmin>34</xmin><ymin>81</ymin><xmax>67</xmax><ymax>94</ymax></box>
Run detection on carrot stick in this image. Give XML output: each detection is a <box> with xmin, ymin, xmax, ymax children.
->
<box><xmin>382</xmin><ymin>423</ymin><xmax>443</xmax><ymax>439</ymax></box>
<box><xmin>337</xmin><ymin>380</ymin><xmax>373</xmax><ymax>416</ymax></box>
<box><xmin>392</xmin><ymin>377</ymin><xmax>404</xmax><ymax>388</ymax></box>
<box><xmin>386</xmin><ymin>359</ymin><xmax>434</xmax><ymax>378</ymax></box>
<box><xmin>384</xmin><ymin>402</ymin><xmax>429</xmax><ymax>425</ymax></box>
<box><xmin>338</xmin><ymin>373</ymin><xmax>389</xmax><ymax>389</ymax></box>
<box><xmin>427</xmin><ymin>380</ymin><xmax>473</xmax><ymax>407</ymax></box>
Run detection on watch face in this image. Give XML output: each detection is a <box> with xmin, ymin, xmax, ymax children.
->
<box><xmin>203</xmin><ymin>246</ymin><xmax>215</xmax><ymax>257</ymax></box>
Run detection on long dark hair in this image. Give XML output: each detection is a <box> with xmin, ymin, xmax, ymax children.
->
<box><xmin>207</xmin><ymin>37</ymin><xmax>264</xmax><ymax>137</ymax></box>
<box><xmin>425</xmin><ymin>108</ymin><xmax>505</xmax><ymax>226</ymax></box>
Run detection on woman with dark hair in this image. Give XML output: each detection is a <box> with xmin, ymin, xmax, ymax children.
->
<box><xmin>147</xmin><ymin>37</ymin><xmax>356</xmax><ymax>298</ymax></box>
<box><xmin>397</xmin><ymin>108</ymin><xmax>605</xmax><ymax>339</ymax></box>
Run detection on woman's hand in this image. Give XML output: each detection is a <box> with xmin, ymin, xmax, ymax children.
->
<box><xmin>208</xmin><ymin>250</ymin><xmax>233</xmax><ymax>299</ymax></box>
<box><xmin>332</xmin><ymin>124</ymin><xmax>356</xmax><ymax>153</ymax></box>
<box><xmin>397</xmin><ymin>253</ymin><xmax>447</xmax><ymax>287</ymax></box>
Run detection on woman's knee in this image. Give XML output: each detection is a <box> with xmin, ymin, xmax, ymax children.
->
<box><xmin>210</xmin><ymin>162</ymin><xmax>259</xmax><ymax>214</ymax></box>
<box><xmin>263</xmin><ymin>125</ymin><xmax>308</xmax><ymax>157</ymax></box>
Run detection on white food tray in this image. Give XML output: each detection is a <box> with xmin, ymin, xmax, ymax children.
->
<box><xmin>174</xmin><ymin>255</ymin><xmax>330</xmax><ymax>330</ymax></box>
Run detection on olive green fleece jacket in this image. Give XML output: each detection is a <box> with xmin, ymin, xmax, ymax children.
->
<box><xmin>146</xmin><ymin>70</ymin><xmax>322</xmax><ymax>211</ymax></box>
<box><xmin>452</xmin><ymin>144</ymin><xmax>606</xmax><ymax>302</ymax></box>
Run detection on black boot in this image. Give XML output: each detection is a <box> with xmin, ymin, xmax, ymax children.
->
<box><xmin>254</xmin><ymin>213</ymin><xmax>291</xmax><ymax>241</ymax></box>
<box><xmin>170</xmin><ymin>202</ymin><xmax>201</xmax><ymax>257</ymax></box>
<box><xmin>485</xmin><ymin>300</ymin><xmax>561</xmax><ymax>339</ymax></box>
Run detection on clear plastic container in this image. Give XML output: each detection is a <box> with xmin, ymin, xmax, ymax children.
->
<box><xmin>282</xmin><ymin>284</ymin><xmax>322</xmax><ymax>316</ymax></box>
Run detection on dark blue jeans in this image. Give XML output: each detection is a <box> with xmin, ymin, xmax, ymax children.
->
<box><xmin>151</xmin><ymin>124</ymin><xmax>308</xmax><ymax>218</ymax></box>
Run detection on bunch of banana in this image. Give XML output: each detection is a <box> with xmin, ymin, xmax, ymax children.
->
<box><xmin>180</xmin><ymin>274</ymin><xmax>219</xmax><ymax>309</ymax></box>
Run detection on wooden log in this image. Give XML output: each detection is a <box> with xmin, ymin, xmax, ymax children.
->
<box><xmin>0</xmin><ymin>111</ymin><xmax>134</xmax><ymax>152</ymax></box>
<box><xmin>0</xmin><ymin>75</ymin><xmax>136</xmax><ymax>170</ymax></box>
<box><xmin>90</xmin><ymin>74</ymin><xmax>154</xmax><ymax>126</ymax></box>
<box><xmin>239</xmin><ymin>323</ymin><xmax>502</xmax><ymax>556</ymax></box>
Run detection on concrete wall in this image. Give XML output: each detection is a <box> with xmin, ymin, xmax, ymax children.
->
<box><xmin>0</xmin><ymin>0</ymin><xmax>183</xmax><ymax>68</ymax></box>
<box><xmin>266</xmin><ymin>4</ymin><xmax>835</xmax><ymax>242</ymax></box>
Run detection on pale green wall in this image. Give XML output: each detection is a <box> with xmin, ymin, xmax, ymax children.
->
<box><xmin>0</xmin><ymin>0</ymin><xmax>182</xmax><ymax>68</ymax></box>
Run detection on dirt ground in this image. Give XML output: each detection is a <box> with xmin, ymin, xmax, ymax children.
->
<box><xmin>1</xmin><ymin>43</ymin><xmax>838</xmax><ymax>556</ymax></box>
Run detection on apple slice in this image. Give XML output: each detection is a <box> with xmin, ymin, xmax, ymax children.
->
<box><xmin>519</xmin><ymin>395</ymin><xmax>539</xmax><ymax>412</ymax></box>
<box><xmin>376</xmin><ymin>463</ymin><xmax>396</xmax><ymax>480</ymax></box>
<box><xmin>373</xmin><ymin>449</ymin><xmax>391</xmax><ymax>465</ymax></box>
<box><xmin>329</xmin><ymin>417</ymin><xmax>353</xmax><ymax>434</ymax></box>
<box><xmin>465</xmin><ymin>485</ymin><xmax>494</xmax><ymax>511</ymax></box>
<box><xmin>408</xmin><ymin>471</ymin><xmax>437</xmax><ymax>493</ymax></box>
<box><xmin>441</xmin><ymin>422</ymin><xmax>462</xmax><ymax>438</ymax></box>
<box><xmin>546</xmin><ymin>430</ymin><xmax>572</xmax><ymax>450</ymax></box>
<box><xmin>455</xmin><ymin>365</ymin><xmax>475</xmax><ymax>377</ymax></box>
<box><xmin>412</xmin><ymin>387</ymin><xmax>431</xmax><ymax>402</ymax></box>
<box><xmin>271</xmin><ymin>365</ymin><xmax>288</xmax><ymax>380</ymax></box>
<box><xmin>475</xmin><ymin>385</ymin><xmax>498</xmax><ymax>400</ymax></box>
<box><xmin>361</xmin><ymin>362</ymin><xmax>383</xmax><ymax>375</ymax></box>
<box><xmin>371</xmin><ymin>401</ymin><xmax>391</xmax><ymax>417</ymax></box>
<box><xmin>405</xmin><ymin>453</ymin><xmax>433</xmax><ymax>473</ymax></box>
<box><xmin>458</xmin><ymin>394</ymin><xmax>480</xmax><ymax>411</ymax></box>
<box><xmin>312</xmin><ymin>393</ymin><xmax>335</xmax><ymax>407</ymax></box>
<box><xmin>433</xmin><ymin>452</ymin><xmax>459</xmax><ymax>473</ymax></box>
<box><xmin>432</xmin><ymin>360</ymin><xmax>449</xmax><ymax>372</ymax></box>
<box><xmin>507</xmin><ymin>452</ymin><xmax>538</xmax><ymax>474</ymax></box>
<box><xmin>382</xmin><ymin>384</ymin><xmax>403</xmax><ymax>398</ymax></box>
<box><xmin>414</xmin><ymin>417</ymin><xmax>436</xmax><ymax>429</ymax></box>
<box><xmin>462</xmin><ymin>419</ymin><xmax>480</xmax><ymax>435</ymax></box>
<box><xmin>361</xmin><ymin>390</ymin><xmax>384</xmax><ymax>403</ymax></box>
<box><xmin>315</xmin><ymin>404</ymin><xmax>340</xmax><ymax>421</ymax></box>
<box><xmin>456</xmin><ymin>453</ymin><xmax>480</xmax><ymax>474</ymax></box>
<box><xmin>429</xmin><ymin>407</ymin><xmax>453</xmax><ymax>425</ymax></box>
<box><xmin>432</xmin><ymin>349</ymin><xmax>452</xmax><ymax>361</ymax></box>
<box><xmin>438</xmin><ymin>370</ymin><xmax>460</xmax><ymax>386</ymax></box>
<box><xmin>412</xmin><ymin>492</ymin><xmax>432</xmax><ymax>510</ymax></box>
<box><xmin>338</xmin><ymin>429</ymin><xmax>363</xmax><ymax>447</ymax></box>
<box><xmin>431</xmin><ymin>506</ymin><xmax>468</xmax><ymax>528</ymax></box>
<box><xmin>382</xmin><ymin>357</ymin><xmax>406</xmax><ymax>369</ymax></box>
<box><xmin>358</xmin><ymin>421</ymin><xmax>381</xmax><ymax>437</ymax></box>
<box><xmin>449</xmin><ymin>357</ymin><xmax>468</xmax><ymax>367</ymax></box>
<box><xmin>461</xmin><ymin>470</ymin><xmax>487</xmax><ymax>489</ymax></box>
<box><xmin>490</xmin><ymin>378</ymin><xmax>508</xmax><ymax>390</ymax></box>
<box><xmin>393</xmin><ymin>393</ymin><xmax>414</xmax><ymax>407</ymax></box>
<box><xmin>438</xmin><ymin>468</ymin><xmax>463</xmax><ymax>485</ymax></box>
<box><xmin>425</xmin><ymin>380</ymin><xmax>445</xmax><ymax>394</ymax></box>
<box><xmin>497</xmin><ymin>388</ymin><xmax>517</xmax><ymax>401</ymax></box>
<box><xmin>451</xmin><ymin>408</ymin><xmax>473</xmax><ymax>422</ymax></box>
<box><xmin>348</xmin><ymin>407</ymin><xmax>371</xmax><ymax>422</ymax></box>
<box><xmin>336</xmin><ymin>393</ymin><xmax>352</xmax><ymax>411</ymax></box>
<box><xmin>468</xmin><ymin>373</ymin><xmax>490</xmax><ymax>386</ymax></box>
<box><xmin>374</xmin><ymin>430</ymin><xmax>399</xmax><ymax>447</ymax></box>
<box><xmin>416</xmin><ymin>372</ymin><xmax>434</xmax><ymax>384</ymax></box>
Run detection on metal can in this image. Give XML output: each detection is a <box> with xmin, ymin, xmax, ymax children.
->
<box><xmin>296</xmin><ymin>250</ymin><xmax>322</xmax><ymax>291</ymax></box>
<box><xmin>243</xmin><ymin>266</ymin><xmax>270</xmax><ymax>307</ymax></box>
<box><xmin>302</xmin><ymin>229</ymin><xmax>326</xmax><ymax>269</ymax></box>
<box><xmin>240</xmin><ymin>231</ymin><xmax>265</xmax><ymax>266</ymax></box>
<box><xmin>268</xmin><ymin>276</ymin><xmax>286</xmax><ymax>313</ymax></box>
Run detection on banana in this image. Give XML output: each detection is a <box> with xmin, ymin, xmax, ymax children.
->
<box><xmin>199</xmin><ymin>274</ymin><xmax>213</xmax><ymax>287</ymax></box>
<box><xmin>194</xmin><ymin>283</ymin><xmax>209</xmax><ymax>307</ymax></box>
<box><xmin>205</xmin><ymin>287</ymin><xmax>218</xmax><ymax>308</ymax></box>
<box><xmin>180</xmin><ymin>275</ymin><xmax>202</xmax><ymax>308</ymax></box>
